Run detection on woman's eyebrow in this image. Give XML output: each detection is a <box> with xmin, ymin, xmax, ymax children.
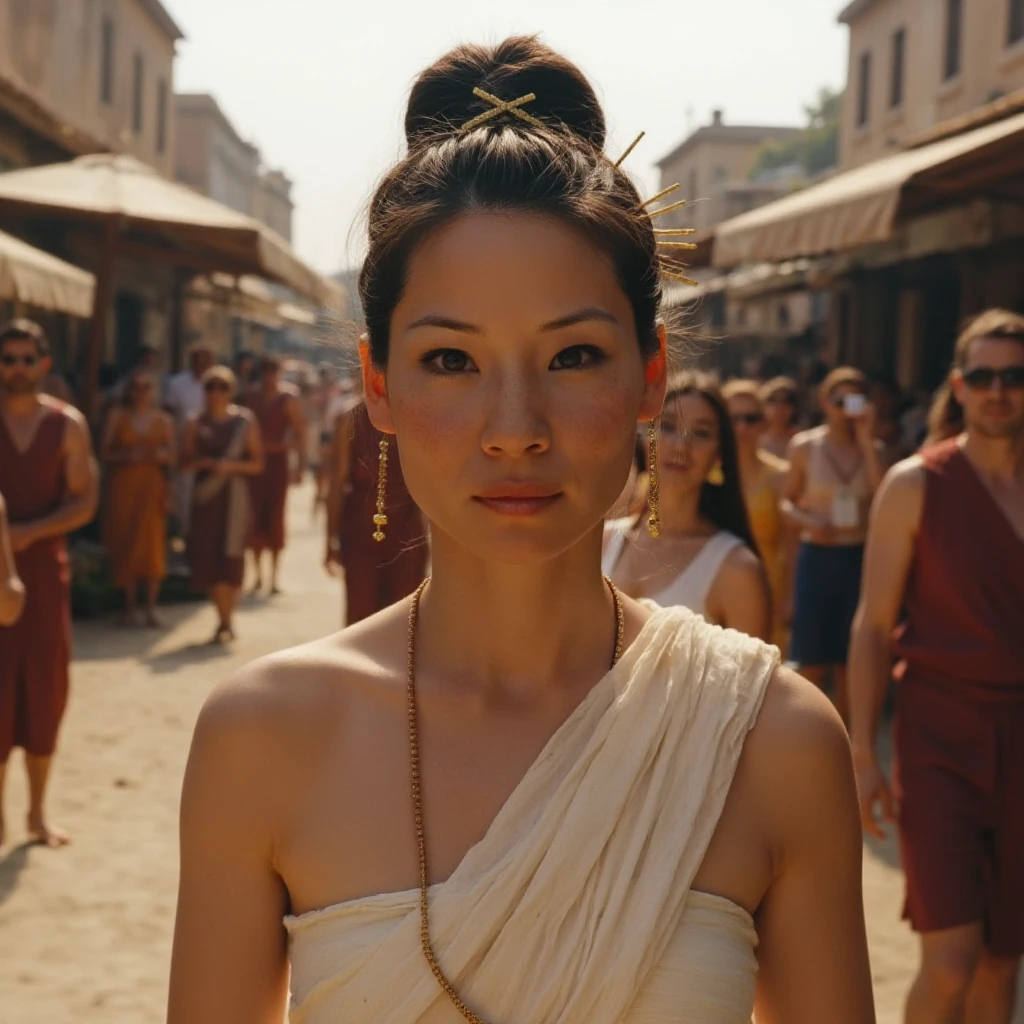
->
<box><xmin>406</xmin><ymin>314</ymin><xmax>483</xmax><ymax>334</ymax></box>
<box><xmin>541</xmin><ymin>307</ymin><xmax>619</xmax><ymax>332</ymax></box>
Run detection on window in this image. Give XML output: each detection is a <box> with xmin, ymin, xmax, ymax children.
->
<box><xmin>100</xmin><ymin>16</ymin><xmax>115</xmax><ymax>104</ymax></box>
<box><xmin>890</xmin><ymin>28</ymin><xmax>905</xmax><ymax>108</ymax></box>
<box><xmin>857</xmin><ymin>51</ymin><xmax>871</xmax><ymax>127</ymax></box>
<box><xmin>944</xmin><ymin>0</ymin><xmax>962</xmax><ymax>80</ymax></box>
<box><xmin>688</xmin><ymin>168</ymin><xmax>698</xmax><ymax>198</ymax></box>
<box><xmin>1010</xmin><ymin>0</ymin><xmax>1024</xmax><ymax>45</ymax></box>
<box><xmin>156</xmin><ymin>78</ymin><xmax>167</xmax><ymax>153</ymax></box>
<box><xmin>132</xmin><ymin>54</ymin><xmax>144</xmax><ymax>133</ymax></box>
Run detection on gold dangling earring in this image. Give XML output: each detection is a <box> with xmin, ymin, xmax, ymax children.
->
<box><xmin>706</xmin><ymin>459</ymin><xmax>725</xmax><ymax>486</ymax></box>
<box><xmin>646</xmin><ymin>422</ymin><xmax>661</xmax><ymax>538</ymax></box>
<box><xmin>372</xmin><ymin>436</ymin><xmax>389</xmax><ymax>542</ymax></box>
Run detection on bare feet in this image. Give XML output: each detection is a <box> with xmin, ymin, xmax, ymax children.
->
<box><xmin>27</xmin><ymin>815</ymin><xmax>71</xmax><ymax>848</ymax></box>
<box><xmin>208</xmin><ymin>625</ymin><xmax>236</xmax><ymax>645</ymax></box>
<box><xmin>270</xmin><ymin>584</ymin><xmax>282</xmax><ymax>596</ymax></box>
<box><xmin>144</xmin><ymin>611</ymin><xmax>162</xmax><ymax>629</ymax></box>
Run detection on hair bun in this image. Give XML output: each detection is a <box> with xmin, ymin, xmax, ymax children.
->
<box><xmin>405</xmin><ymin>36</ymin><xmax>607</xmax><ymax>150</ymax></box>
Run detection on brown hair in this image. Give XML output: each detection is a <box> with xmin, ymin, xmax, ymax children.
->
<box><xmin>0</xmin><ymin>318</ymin><xmax>50</xmax><ymax>357</ymax></box>
<box><xmin>257</xmin><ymin>353</ymin><xmax>282</xmax><ymax>375</ymax></box>
<box><xmin>359</xmin><ymin>36</ymin><xmax>663</xmax><ymax>368</ymax></box>
<box><xmin>924</xmin><ymin>381</ymin><xmax>963</xmax><ymax>447</ymax></box>
<box><xmin>659</xmin><ymin>372</ymin><xmax>760</xmax><ymax>558</ymax></box>
<box><xmin>819</xmin><ymin>366</ymin><xmax>866</xmax><ymax>405</ymax></box>
<box><xmin>954</xmin><ymin>308</ymin><xmax>1024</xmax><ymax>367</ymax></box>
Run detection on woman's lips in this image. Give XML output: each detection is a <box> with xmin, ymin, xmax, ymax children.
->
<box><xmin>472</xmin><ymin>485</ymin><xmax>563</xmax><ymax>516</ymax></box>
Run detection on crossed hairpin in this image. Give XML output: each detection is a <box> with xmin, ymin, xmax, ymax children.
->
<box><xmin>460</xmin><ymin>87</ymin><xmax>545</xmax><ymax>133</ymax></box>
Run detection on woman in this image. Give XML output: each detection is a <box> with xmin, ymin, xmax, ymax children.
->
<box><xmin>100</xmin><ymin>370</ymin><xmax>175</xmax><ymax>626</ymax></box>
<box><xmin>604</xmin><ymin>373</ymin><xmax>771</xmax><ymax>639</ymax></box>
<box><xmin>0</xmin><ymin>491</ymin><xmax>25</xmax><ymax>626</ymax></box>
<box><xmin>169</xmin><ymin>38</ymin><xmax>873</xmax><ymax>1024</ymax></box>
<box><xmin>722</xmin><ymin>379</ymin><xmax>792</xmax><ymax>648</ymax></box>
<box><xmin>181</xmin><ymin>366</ymin><xmax>263</xmax><ymax>643</ymax></box>
<box><xmin>758</xmin><ymin>376</ymin><xmax>799</xmax><ymax>459</ymax></box>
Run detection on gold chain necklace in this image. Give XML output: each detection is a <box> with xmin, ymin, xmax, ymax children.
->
<box><xmin>405</xmin><ymin>575</ymin><xmax>625</xmax><ymax>1024</ymax></box>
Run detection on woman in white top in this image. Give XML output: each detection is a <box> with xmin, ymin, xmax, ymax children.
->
<box><xmin>605</xmin><ymin>372</ymin><xmax>772</xmax><ymax>639</ymax></box>
<box><xmin>168</xmin><ymin>38</ymin><xmax>873</xmax><ymax>1024</ymax></box>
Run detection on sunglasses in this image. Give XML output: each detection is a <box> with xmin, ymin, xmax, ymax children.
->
<box><xmin>204</xmin><ymin>380</ymin><xmax>231</xmax><ymax>393</ymax></box>
<box><xmin>962</xmin><ymin>366</ymin><xmax>1024</xmax><ymax>391</ymax></box>
<box><xmin>1</xmin><ymin>353</ymin><xmax>39</xmax><ymax>368</ymax></box>
<box><xmin>731</xmin><ymin>412</ymin><xmax>764</xmax><ymax>426</ymax></box>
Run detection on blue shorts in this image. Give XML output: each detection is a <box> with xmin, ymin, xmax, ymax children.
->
<box><xmin>790</xmin><ymin>543</ymin><xmax>864</xmax><ymax>668</ymax></box>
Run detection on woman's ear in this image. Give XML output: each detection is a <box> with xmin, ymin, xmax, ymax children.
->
<box><xmin>359</xmin><ymin>337</ymin><xmax>396</xmax><ymax>434</ymax></box>
<box><xmin>638</xmin><ymin>324</ymin><xmax>668</xmax><ymax>424</ymax></box>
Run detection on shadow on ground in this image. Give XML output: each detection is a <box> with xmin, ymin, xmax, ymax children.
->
<box><xmin>71</xmin><ymin>603</ymin><xmax>206</xmax><ymax>662</ymax></box>
<box><xmin>0</xmin><ymin>842</ymin><xmax>35</xmax><ymax>910</ymax></box>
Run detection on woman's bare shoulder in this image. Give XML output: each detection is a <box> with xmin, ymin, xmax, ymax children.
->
<box><xmin>743</xmin><ymin>667</ymin><xmax>858</xmax><ymax>851</ymax></box>
<box><xmin>191</xmin><ymin>604</ymin><xmax>410</xmax><ymax>765</ymax></box>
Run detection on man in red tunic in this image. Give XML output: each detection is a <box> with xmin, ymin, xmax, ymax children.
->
<box><xmin>242</xmin><ymin>355</ymin><xmax>306</xmax><ymax>594</ymax></box>
<box><xmin>0</xmin><ymin>319</ymin><xmax>99</xmax><ymax>848</ymax></box>
<box><xmin>850</xmin><ymin>309</ymin><xmax>1024</xmax><ymax>1023</ymax></box>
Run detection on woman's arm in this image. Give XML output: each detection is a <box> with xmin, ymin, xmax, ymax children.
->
<box><xmin>220</xmin><ymin>414</ymin><xmax>264</xmax><ymax>477</ymax></box>
<box><xmin>167</xmin><ymin>679</ymin><xmax>291</xmax><ymax>1024</ymax></box>
<box><xmin>99</xmin><ymin>407</ymin><xmax>131</xmax><ymax>464</ymax></box>
<box><xmin>752</xmin><ymin>668</ymin><xmax>875</xmax><ymax>1023</ymax></box>
<box><xmin>0</xmin><ymin>495</ymin><xmax>25</xmax><ymax>626</ymax></box>
<box><xmin>707</xmin><ymin>546</ymin><xmax>772</xmax><ymax>641</ymax></box>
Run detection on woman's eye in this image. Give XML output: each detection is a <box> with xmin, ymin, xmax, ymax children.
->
<box><xmin>550</xmin><ymin>344</ymin><xmax>605</xmax><ymax>371</ymax></box>
<box><xmin>423</xmin><ymin>349</ymin><xmax>477</xmax><ymax>375</ymax></box>
<box><xmin>692</xmin><ymin>428</ymin><xmax>716</xmax><ymax>443</ymax></box>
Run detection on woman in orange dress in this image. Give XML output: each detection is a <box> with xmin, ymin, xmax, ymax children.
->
<box><xmin>722</xmin><ymin>380</ymin><xmax>793</xmax><ymax>652</ymax></box>
<box><xmin>100</xmin><ymin>370</ymin><xmax>175</xmax><ymax>626</ymax></box>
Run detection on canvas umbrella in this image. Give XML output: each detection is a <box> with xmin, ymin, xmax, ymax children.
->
<box><xmin>0</xmin><ymin>154</ymin><xmax>341</xmax><ymax>413</ymax></box>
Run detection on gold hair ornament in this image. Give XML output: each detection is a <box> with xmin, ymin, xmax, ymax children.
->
<box><xmin>459</xmin><ymin>88</ymin><xmax>545</xmax><ymax>132</ymax></box>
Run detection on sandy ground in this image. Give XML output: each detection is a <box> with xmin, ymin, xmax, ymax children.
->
<box><xmin>0</xmin><ymin>482</ymin><xmax>1020</xmax><ymax>1023</ymax></box>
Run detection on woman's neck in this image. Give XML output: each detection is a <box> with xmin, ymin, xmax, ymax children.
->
<box><xmin>416</xmin><ymin>528</ymin><xmax>621</xmax><ymax>703</ymax></box>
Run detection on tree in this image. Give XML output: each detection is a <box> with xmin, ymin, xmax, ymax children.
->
<box><xmin>753</xmin><ymin>87</ymin><xmax>842</xmax><ymax>179</ymax></box>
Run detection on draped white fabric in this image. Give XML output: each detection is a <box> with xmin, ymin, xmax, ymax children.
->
<box><xmin>286</xmin><ymin>606</ymin><xmax>779</xmax><ymax>1024</ymax></box>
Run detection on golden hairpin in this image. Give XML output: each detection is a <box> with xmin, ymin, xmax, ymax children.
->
<box><xmin>460</xmin><ymin>87</ymin><xmax>545</xmax><ymax>132</ymax></box>
<box><xmin>613</xmin><ymin>131</ymin><xmax>646</xmax><ymax>168</ymax></box>
<box><xmin>654</xmin><ymin>228</ymin><xmax>697</xmax><ymax>236</ymax></box>
<box><xmin>640</xmin><ymin>183</ymin><xmax>681</xmax><ymax>209</ymax></box>
<box><xmin>657</xmin><ymin>241</ymin><xmax>698</xmax><ymax>250</ymax></box>
<box><xmin>647</xmin><ymin>197</ymin><xmax>689</xmax><ymax>219</ymax></box>
<box><xmin>659</xmin><ymin>266</ymin><xmax>699</xmax><ymax>287</ymax></box>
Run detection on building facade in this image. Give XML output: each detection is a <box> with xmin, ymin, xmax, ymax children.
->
<box><xmin>655</xmin><ymin>111</ymin><xmax>802</xmax><ymax>233</ymax></box>
<box><xmin>0</xmin><ymin>0</ymin><xmax>181</xmax><ymax>175</ymax></box>
<box><xmin>838</xmin><ymin>0</ymin><xmax>1024</xmax><ymax>169</ymax></box>
<box><xmin>174</xmin><ymin>92</ymin><xmax>294</xmax><ymax>241</ymax></box>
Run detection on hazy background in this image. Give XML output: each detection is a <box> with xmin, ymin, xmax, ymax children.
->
<box><xmin>166</xmin><ymin>0</ymin><xmax>848</xmax><ymax>272</ymax></box>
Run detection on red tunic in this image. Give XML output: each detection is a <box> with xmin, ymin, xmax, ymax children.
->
<box><xmin>894</xmin><ymin>438</ymin><xmax>1024</xmax><ymax>690</ymax></box>
<box><xmin>891</xmin><ymin>439</ymin><xmax>1024</xmax><ymax>953</ymax></box>
<box><xmin>246</xmin><ymin>390</ymin><xmax>290</xmax><ymax>553</ymax></box>
<box><xmin>188</xmin><ymin>412</ymin><xmax>250</xmax><ymax>590</ymax></box>
<box><xmin>0</xmin><ymin>406</ymin><xmax>71</xmax><ymax>761</ymax></box>
<box><xmin>338</xmin><ymin>403</ymin><xmax>426</xmax><ymax>625</ymax></box>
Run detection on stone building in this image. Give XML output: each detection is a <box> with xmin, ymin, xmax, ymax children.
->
<box><xmin>174</xmin><ymin>92</ymin><xmax>294</xmax><ymax>241</ymax></box>
<box><xmin>839</xmin><ymin>0</ymin><xmax>1024</xmax><ymax>169</ymax></box>
<box><xmin>0</xmin><ymin>0</ymin><xmax>182</xmax><ymax>176</ymax></box>
<box><xmin>655</xmin><ymin>111</ymin><xmax>802</xmax><ymax>233</ymax></box>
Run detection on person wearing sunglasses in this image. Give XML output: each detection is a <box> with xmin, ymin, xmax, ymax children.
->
<box><xmin>0</xmin><ymin>318</ymin><xmax>99</xmax><ymax>848</ymax></box>
<box><xmin>722</xmin><ymin>380</ymin><xmax>793</xmax><ymax>652</ymax></box>
<box><xmin>758</xmin><ymin>377</ymin><xmax>800</xmax><ymax>460</ymax></box>
<box><xmin>99</xmin><ymin>369</ymin><xmax>176</xmax><ymax>627</ymax></box>
<box><xmin>850</xmin><ymin>308</ymin><xmax>1024</xmax><ymax>1023</ymax></box>
<box><xmin>180</xmin><ymin>366</ymin><xmax>264</xmax><ymax>644</ymax></box>
<box><xmin>780</xmin><ymin>367</ymin><xmax>887</xmax><ymax>722</ymax></box>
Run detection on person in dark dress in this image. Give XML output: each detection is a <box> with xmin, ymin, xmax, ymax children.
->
<box><xmin>181</xmin><ymin>366</ymin><xmax>263</xmax><ymax>644</ymax></box>
<box><xmin>850</xmin><ymin>309</ymin><xmax>1024</xmax><ymax>1023</ymax></box>
<box><xmin>0</xmin><ymin>319</ymin><xmax>98</xmax><ymax>848</ymax></box>
<box><xmin>242</xmin><ymin>355</ymin><xmax>306</xmax><ymax>594</ymax></box>
<box><xmin>325</xmin><ymin>399</ymin><xmax>427</xmax><ymax>625</ymax></box>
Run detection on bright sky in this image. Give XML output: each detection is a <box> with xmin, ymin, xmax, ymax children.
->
<box><xmin>166</xmin><ymin>0</ymin><xmax>848</xmax><ymax>274</ymax></box>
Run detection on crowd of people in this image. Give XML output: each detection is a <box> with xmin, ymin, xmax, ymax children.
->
<box><xmin>1</xmin><ymin>36</ymin><xmax>1023</xmax><ymax>1022</ymax></box>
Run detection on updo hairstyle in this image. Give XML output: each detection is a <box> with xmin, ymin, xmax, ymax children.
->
<box><xmin>359</xmin><ymin>36</ymin><xmax>664</xmax><ymax>368</ymax></box>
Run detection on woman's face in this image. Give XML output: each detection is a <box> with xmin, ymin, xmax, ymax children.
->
<box><xmin>764</xmin><ymin>390</ymin><xmax>796</xmax><ymax>429</ymax></box>
<box><xmin>128</xmin><ymin>375</ymin><xmax>155</xmax><ymax>410</ymax></box>
<box><xmin>204</xmin><ymin>379</ymin><xmax>232</xmax><ymax>416</ymax></box>
<box><xmin>364</xmin><ymin>212</ymin><xmax>664</xmax><ymax>565</ymax></box>
<box><xmin>726</xmin><ymin>393</ymin><xmax>764</xmax><ymax>455</ymax></box>
<box><xmin>659</xmin><ymin>392</ymin><xmax>720</xmax><ymax>496</ymax></box>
